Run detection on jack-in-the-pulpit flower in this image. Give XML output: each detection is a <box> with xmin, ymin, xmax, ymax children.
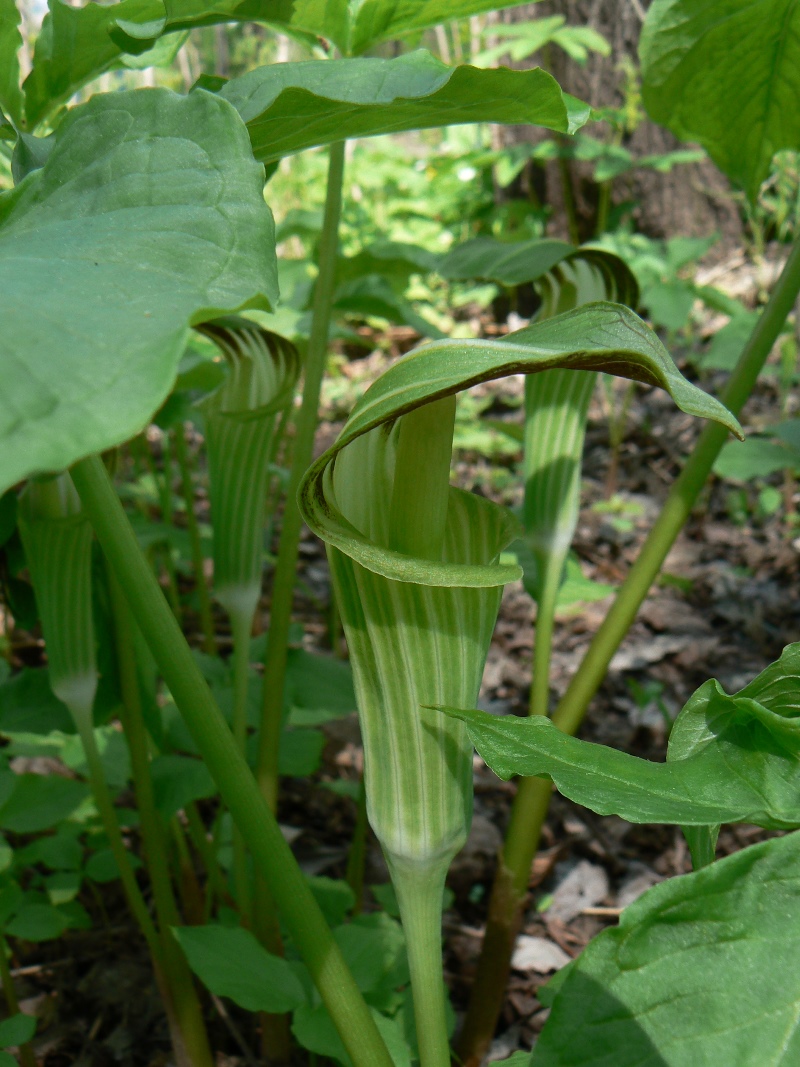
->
<box><xmin>197</xmin><ymin>315</ymin><xmax>299</xmax><ymax>915</ymax></box>
<box><xmin>19</xmin><ymin>474</ymin><xmax>97</xmax><ymax>727</ymax></box>
<box><xmin>198</xmin><ymin>316</ymin><xmax>299</xmax><ymax>627</ymax></box>
<box><xmin>299</xmin><ymin>302</ymin><xmax>740</xmax><ymax>1066</ymax></box>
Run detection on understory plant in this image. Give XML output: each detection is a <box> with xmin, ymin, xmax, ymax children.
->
<box><xmin>299</xmin><ymin>302</ymin><xmax>738</xmax><ymax>1064</ymax></box>
<box><xmin>2</xmin><ymin>0</ymin><xmax>800</xmax><ymax>1064</ymax></box>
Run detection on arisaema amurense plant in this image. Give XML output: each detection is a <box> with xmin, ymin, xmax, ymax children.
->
<box><xmin>17</xmin><ymin>473</ymin><xmax>214</xmax><ymax>1067</ymax></box>
<box><xmin>197</xmin><ymin>315</ymin><xmax>299</xmax><ymax>916</ymax></box>
<box><xmin>299</xmin><ymin>300</ymin><xmax>740</xmax><ymax>1066</ymax></box>
<box><xmin>456</xmin><ymin>244</ymin><xmax>640</xmax><ymax>1061</ymax></box>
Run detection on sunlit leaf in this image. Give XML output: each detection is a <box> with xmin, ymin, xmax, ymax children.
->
<box><xmin>0</xmin><ymin>88</ymin><xmax>277</xmax><ymax>496</ymax></box>
<box><xmin>640</xmin><ymin>0</ymin><xmax>800</xmax><ymax>199</ymax></box>
<box><xmin>219</xmin><ymin>51</ymin><xmax>590</xmax><ymax>164</ymax></box>
<box><xmin>0</xmin><ymin>0</ymin><xmax>22</xmax><ymax>127</ymax></box>
<box><xmin>533</xmin><ymin>832</ymin><xmax>800</xmax><ymax>1065</ymax></box>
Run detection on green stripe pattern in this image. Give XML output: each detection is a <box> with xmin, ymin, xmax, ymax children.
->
<box><xmin>330</xmin><ymin>454</ymin><xmax>514</xmax><ymax>861</ymax></box>
<box><xmin>18</xmin><ymin>475</ymin><xmax>97</xmax><ymax>721</ymax></box>
<box><xmin>523</xmin><ymin>249</ymin><xmax>639</xmax><ymax>590</ymax></box>
<box><xmin>198</xmin><ymin>317</ymin><xmax>299</xmax><ymax>621</ymax></box>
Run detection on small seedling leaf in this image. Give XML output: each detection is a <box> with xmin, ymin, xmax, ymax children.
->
<box><xmin>173</xmin><ymin>924</ymin><xmax>306</xmax><ymax>1014</ymax></box>
<box><xmin>0</xmin><ymin>774</ymin><xmax>89</xmax><ymax>834</ymax></box>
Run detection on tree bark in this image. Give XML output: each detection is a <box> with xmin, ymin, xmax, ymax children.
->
<box><xmin>499</xmin><ymin>1</ymin><xmax>743</xmax><ymax>248</ymax></box>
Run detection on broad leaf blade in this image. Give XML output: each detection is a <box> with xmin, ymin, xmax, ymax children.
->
<box><xmin>533</xmin><ymin>832</ymin><xmax>800</xmax><ymax>1065</ymax></box>
<box><xmin>640</xmin><ymin>0</ymin><xmax>800</xmax><ymax>199</ymax></box>
<box><xmin>219</xmin><ymin>51</ymin><xmax>588</xmax><ymax>164</ymax></box>
<box><xmin>444</xmin><ymin>649</ymin><xmax>800</xmax><ymax>829</ymax></box>
<box><xmin>0</xmin><ymin>88</ymin><xmax>277</xmax><ymax>495</ymax></box>
<box><xmin>0</xmin><ymin>0</ymin><xmax>22</xmax><ymax>127</ymax></box>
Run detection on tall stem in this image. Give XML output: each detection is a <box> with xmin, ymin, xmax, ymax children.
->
<box><xmin>257</xmin><ymin>140</ymin><xmax>346</xmax><ymax>813</ymax></box>
<box><xmin>527</xmin><ymin>552</ymin><xmax>563</xmax><ymax>720</ymax></box>
<box><xmin>231</xmin><ymin>607</ymin><xmax>254</xmax><ymax>919</ymax></box>
<box><xmin>0</xmin><ymin>934</ymin><xmax>36</xmax><ymax>1067</ymax></box>
<box><xmin>108</xmin><ymin>569</ymin><xmax>214</xmax><ymax>1067</ymax></box>
<box><xmin>173</xmin><ymin>424</ymin><xmax>216</xmax><ymax>654</ymax></box>
<box><xmin>389</xmin><ymin>857</ymin><xmax>452</xmax><ymax>1067</ymax></box>
<box><xmin>70</xmin><ymin>454</ymin><xmax>393</xmax><ymax>1067</ymax></box>
<box><xmin>457</xmin><ymin>231</ymin><xmax>800</xmax><ymax>1067</ymax></box>
<box><xmin>74</xmin><ymin>712</ymin><xmax>162</xmax><ymax>961</ymax></box>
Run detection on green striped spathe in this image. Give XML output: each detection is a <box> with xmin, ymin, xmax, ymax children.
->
<box><xmin>523</xmin><ymin>248</ymin><xmax>639</xmax><ymax>588</ymax></box>
<box><xmin>198</xmin><ymin>317</ymin><xmax>299</xmax><ymax>621</ymax></box>
<box><xmin>18</xmin><ymin>474</ymin><xmax>97</xmax><ymax>722</ymax></box>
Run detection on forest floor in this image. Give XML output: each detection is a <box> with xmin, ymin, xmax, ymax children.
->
<box><xmin>10</xmin><ymin>276</ymin><xmax>800</xmax><ymax>1065</ymax></box>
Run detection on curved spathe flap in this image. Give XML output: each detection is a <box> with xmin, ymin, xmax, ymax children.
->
<box><xmin>300</xmin><ymin>303</ymin><xmax>740</xmax><ymax>589</ymax></box>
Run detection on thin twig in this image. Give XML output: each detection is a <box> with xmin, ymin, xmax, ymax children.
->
<box><xmin>211</xmin><ymin>994</ymin><xmax>260</xmax><ymax>1067</ymax></box>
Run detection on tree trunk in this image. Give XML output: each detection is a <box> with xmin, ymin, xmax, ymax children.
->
<box><xmin>498</xmin><ymin>1</ymin><xmax>743</xmax><ymax>249</ymax></box>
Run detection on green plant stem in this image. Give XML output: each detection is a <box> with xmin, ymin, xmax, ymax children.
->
<box><xmin>70</xmin><ymin>453</ymin><xmax>393</xmax><ymax>1067</ymax></box>
<box><xmin>345</xmin><ymin>777</ymin><xmax>368</xmax><ymax>915</ymax></box>
<box><xmin>456</xmin><ymin>230</ymin><xmax>800</xmax><ymax>1067</ymax></box>
<box><xmin>230</xmin><ymin>607</ymin><xmax>254</xmax><ymax>919</ymax></box>
<box><xmin>170</xmin><ymin>816</ymin><xmax>205</xmax><ymax>925</ymax></box>
<box><xmin>257</xmin><ymin>140</ymin><xmax>346</xmax><ymax>815</ymax></box>
<box><xmin>389</xmin><ymin>857</ymin><xmax>451</xmax><ymax>1067</ymax></box>
<box><xmin>74</xmin><ymin>711</ymin><xmax>161</xmax><ymax>959</ymax></box>
<box><xmin>528</xmin><ymin>553</ymin><xmax>562</xmax><ymax>720</ymax></box>
<box><xmin>108</xmin><ymin>569</ymin><xmax>214</xmax><ymax>1067</ymax></box>
<box><xmin>596</xmin><ymin>179</ymin><xmax>611</xmax><ymax>236</ymax></box>
<box><xmin>173</xmin><ymin>423</ymin><xmax>216</xmax><ymax>654</ymax></box>
<box><xmin>0</xmin><ymin>933</ymin><xmax>36</xmax><ymax>1067</ymax></box>
<box><xmin>185</xmin><ymin>802</ymin><xmax>232</xmax><ymax>916</ymax></box>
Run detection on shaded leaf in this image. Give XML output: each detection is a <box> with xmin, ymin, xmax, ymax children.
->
<box><xmin>0</xmin><ymin>0</ymin><xmax>22</xmax><ymax>128</ymax></box>
<box><xmin>219</xmin><ymin>51</ymin><xmax>590</xmax><ymax>164</ymax></box>
<box><xmin>439</xmin><ymin>237</ymin><xmax>573</xmax><ymax>288</ymax></box>
<box><xmin>174</xmin><ymin>924</ymin><xmax>306</xmax><ymax>1013</ymax></box>
<box><xmin>713</xmin><ymin>436</ymin><xmax>799</xmax><ymax>482</ymax></box>
<box><xmin>6</xmin><ymin>902</ymin><xmax>70</xmax><ymax>941</ymax></box>
<box><xmin>150</xmin><ymin>754</ymin><xmax>217</xmax><ymax>819</ymax></box>
<box><xmin>0</xmin><ymin>774</ymin><xmax>88</xmax><ymax>833</ymax></box>
<box><xmin>0</xmin><ymin>88</ymin><xmax>277</xmax><ymax>496</ymax></box>
<box><xmin>533</xmin><ymin>832</ymin><xmax>800</xmax><ymax>1065</ymax></box>
<box><xmin>640</xmin><ymin>0</ymin><xmax>800</xmax><ymax>199</ymax></box>
<box><xmin>0</xmin><ymin>1012</ymin><xmax>36</xmax><ymax>1047</ymax></box>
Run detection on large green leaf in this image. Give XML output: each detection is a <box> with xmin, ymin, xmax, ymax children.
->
<box><xmin>23</xmin><ymin>0</ymin><xmax>168</xmax><ymax>129</ymax></box>
<box><xmin>533</xmin><ymin>832</ymin><xmax>800</xmax><ymax>1065</ymax></box>
<box><xmin>300</xmin><ymin>302</ymin><xmax>740</xmax><ymax>590</ymax></box>
<box><xmin>443</xmin><ymin>642</ymin><xmax>800</xmax><ymax>829</ymax></box>
<box><xmin>0</xmin><ymin>0</ymin><xmax>22</xmax><ymax>128</ymax></box>
<box><xmin>0</xmin><ymin>88</ymin><xmax>277</xmax><ymax>496</ymax></box>
<box><xmin>640</xmin><ymin>0</ymin><xmax>800</xmax><ymax>199</ymax></box>
<box><xmin>219</xmin><ymin>50</ymin><xmax>590</xmax><ymax>164</ymax></box>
